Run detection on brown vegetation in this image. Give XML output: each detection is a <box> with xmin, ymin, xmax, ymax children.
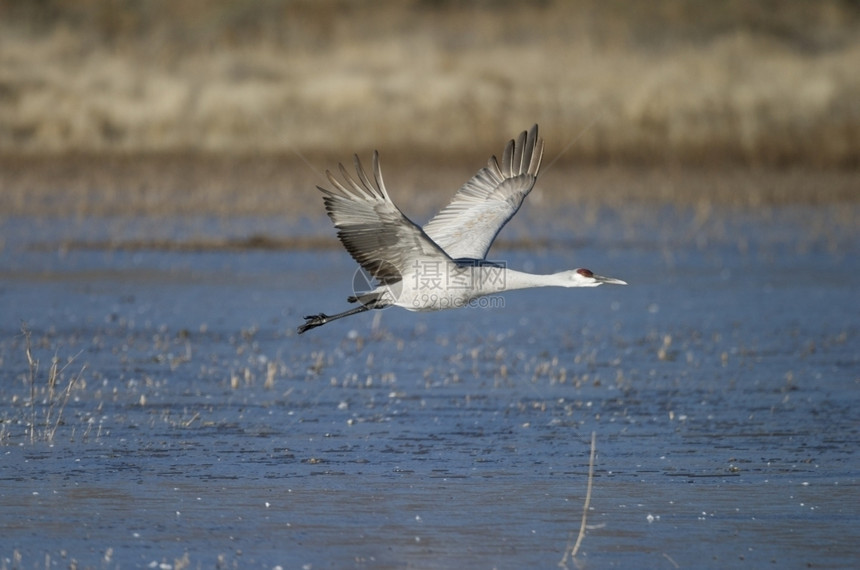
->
<box><xmin>1</xmin><ymin>1</ymin><xmax>858</xmax><ymax>219</ymax></box>
<box><xmin>1</xmin><ymin>0</ymin><xmax>859</xmax><ymax>165</ymax></box>
<box><xmin>2</xmin><ymin>153</ymin><xmax>858</xmax><ymax>221</ymax></box>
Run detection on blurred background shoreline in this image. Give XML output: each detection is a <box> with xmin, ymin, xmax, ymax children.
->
<box><xmin>1</xmin><ymin>0</ymin><xmax>859</xmax><ymax>217</ymax></box>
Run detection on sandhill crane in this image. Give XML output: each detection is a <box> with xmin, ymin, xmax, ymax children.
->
<box><xmin>298</xmin><ymin>125</ymin><xmax>626</xmax><ymax>334</ymax></box>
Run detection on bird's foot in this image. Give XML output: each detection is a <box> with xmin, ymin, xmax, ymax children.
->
<box><xmin>297</xmin><ymin>313</ymin><xmax>328</xmax><ymax>334</ymax></box>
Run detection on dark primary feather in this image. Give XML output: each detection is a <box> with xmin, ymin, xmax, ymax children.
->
<box><xmin>318</xmin><ymin>151</ymin><xmax>450</xmax><ymax>285</ymax></box>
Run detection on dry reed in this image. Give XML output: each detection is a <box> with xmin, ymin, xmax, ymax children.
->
<box><xmin>559</xmin><ymin>431</ymin><xmax>597</xmax><ymax>568</ymax></box>
<box><xmin>19</xmin><ymin>324</ymin><xmax>85</xmax><ymax>444</ymax></box>
<box><xmin>0</xmin><ymin>0</ymin><xmax>858</xmax><ymax>165</ymax></box>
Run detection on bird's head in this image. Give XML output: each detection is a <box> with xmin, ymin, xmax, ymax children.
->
<box><xmin>560</xmin><ymin>268</ymin><xmax>627</xmax><ymax>287</ymax></box>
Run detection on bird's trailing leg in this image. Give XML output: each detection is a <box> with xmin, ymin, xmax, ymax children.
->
<box><xmin>297</xmin><ymin>303</ymin><xmax>373</xmax><ymax>334</ymax></box>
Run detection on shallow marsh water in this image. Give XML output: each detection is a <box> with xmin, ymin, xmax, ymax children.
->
<box><xmin>0</xmin><ymin>202</ymin><xmax>858</xmax><ymax>569</ymax></box>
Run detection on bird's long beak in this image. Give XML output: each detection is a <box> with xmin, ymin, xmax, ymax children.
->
<box><xmin>596</xmin><ymin>274</ymin><xmax>627</xmax><ymax>285</ymax></box>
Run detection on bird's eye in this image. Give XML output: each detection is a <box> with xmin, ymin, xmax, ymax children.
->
<box><xmin>577</xmin><ymin>268</ymin><xmax>594</xmax><ymax>278</ymax></box>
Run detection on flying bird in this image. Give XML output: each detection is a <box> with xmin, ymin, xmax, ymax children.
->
<box><xmin>298</xmin><ymin>125</ymin><xmax>625</xmax><ymax>334</ymax></box>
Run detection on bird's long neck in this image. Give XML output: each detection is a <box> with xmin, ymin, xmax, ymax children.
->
<box><xmin>484</xmin><ymin>268</ymin><xmax>569</xmax><ymax>293</ymax></box>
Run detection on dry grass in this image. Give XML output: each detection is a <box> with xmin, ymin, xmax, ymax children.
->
<box><xmin>1</xmin><ymin>1</ymin><xmax>858</xmax><ymax>219</ymax></box>
<box><xmin>1</xmin><ymin>0</ymin><xmax>859</xmax><ymax>165</ymax></box>
<box><xmin>559</xmin><ymin>431</ymin><xmax>597</xmax><ymax>569</ymax></box>
<box><xmin>1</xmin><ymin>154</ymin><xmax>858</xmax><ymax>221</ymax></box>
<box><xmin>9</xmin><ymin>324</ymin><xmax>88</xmax><ymax>444</ymax></box>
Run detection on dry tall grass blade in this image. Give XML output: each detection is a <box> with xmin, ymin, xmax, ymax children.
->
<box><xmin>541</xmin><ymin>112</ymin><xmax>606</xmax><ymax>177</ymax></box>
<box><xmin>23</xmin><ymin>325</ymin><xmax>37</xmax><ymax>444</ymax></box>
<box><xmin>19</xmin><ymin>323</ymin><xmax>86</xmax><ymax>444</ymax></box>
<box><xmin>46</xmin><ymin>361</ymin><xmax>85</xmax><ymax>443</ymax></box>
<box><xmin>559</xmin><ymin>431</ymin><xmax>597</xmax><ymax>569</ymax></box>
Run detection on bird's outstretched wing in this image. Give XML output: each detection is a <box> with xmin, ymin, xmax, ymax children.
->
<box><xmin>422</xmin><ymin>124</ymin><xmax>544</xmax><ymax>260</ymax></box>
<box><xmin>319</xmin><ymin>152</ymin><xmax>450</xmax><ymax>284</ymax></box>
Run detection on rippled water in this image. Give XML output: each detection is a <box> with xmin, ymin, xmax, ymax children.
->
<box><xmin>1</xmin><ymin>204</ymin><xmax>857</xmax><ymax>569</ymax></box>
